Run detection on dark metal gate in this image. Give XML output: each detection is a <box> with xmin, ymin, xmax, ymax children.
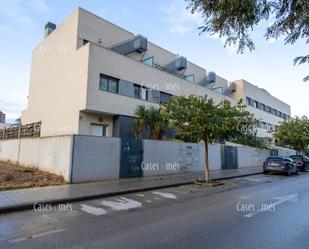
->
<box><xmin>119</xmin><ymin>139</ymin><xmax>143</xmax><ymax>178</ymax></box>
<box><xmin>221</xmin><ymin>146</ymin><xmax>238</xmax><ymax>169</ymax></box>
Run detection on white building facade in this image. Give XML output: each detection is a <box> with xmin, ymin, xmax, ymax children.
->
<box><xmin>21</xmin><ymin>8</ymin><xmax>291</xmax><ymax>144</ymax></box>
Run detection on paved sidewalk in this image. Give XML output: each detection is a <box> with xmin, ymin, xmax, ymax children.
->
<box><xmin>0</xmin><ymin>166</ymin><xmax>262</xmax><ymax>213</ymax></box>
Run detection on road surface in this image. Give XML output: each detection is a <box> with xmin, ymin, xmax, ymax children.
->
<box><xmin>1</xmin><ymin>173</ymin><xmax>309</xmax><ymax>249</ymax></box>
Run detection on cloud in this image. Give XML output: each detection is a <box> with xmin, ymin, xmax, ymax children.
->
<box><xmin>0</xmin><ymin>92</ymin><xmax>27</xmax><ymax>119</ymax></box>
<box><xmin>160</xmin><ymin>0</ymin><xmax>203</xmax><ymax>35</ymax></box>
<box><xmin>0</xmin><ymin>0</ymin><xmax>49</xmax><ymax>25</ymax></box>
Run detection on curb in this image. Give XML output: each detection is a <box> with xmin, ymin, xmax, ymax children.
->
<box><xmin>0</xmin><ymin>171</ymin><xmax>262</xmax><ymax>214</ymax></box>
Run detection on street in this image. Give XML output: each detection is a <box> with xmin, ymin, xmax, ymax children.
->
<box><xmin>1</xmin><ymin>172</ymin><xmax>309</xmax><ymax>249</ymax></box>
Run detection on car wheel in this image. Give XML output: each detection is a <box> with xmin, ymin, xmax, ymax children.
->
<box><xmin>264</xmin><ymin>171</ymin><xmax>268</xmax><ymax>175</ymax></box>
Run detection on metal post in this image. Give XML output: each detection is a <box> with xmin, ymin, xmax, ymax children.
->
<box><xmin>18</xmin><ymin>124</ymin><xmax>21</xmax><ymax>139</ymax></box>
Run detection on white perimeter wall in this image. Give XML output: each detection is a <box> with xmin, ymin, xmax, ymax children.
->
<box><xmin>237</xmin><ymin>147</ymin><xmax>270</xmax><ymax>168</ymax></box>
<box><xmin>0</xmin><ymin>136</ymin><xmax>72</xmax><ymax>181</ymax></box>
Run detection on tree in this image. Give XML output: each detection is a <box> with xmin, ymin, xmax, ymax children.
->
<box><xmin>130</xmin><ymin>105</ymin><xmax>167</xmax><ymax>140</ymax></box>
<box><xmin>274</xmin><ymin>115</ymin><xmax>309</xmax><ymax>153</ymax></box>
<box><xmin>15</xmin><ymin>117</ymin><xmax>21</xmax><ymax>124</ymax></box>
<box><xmin>130</xmin><ymin>105</ymin><xmax>148</xmax><ymax>139</ymax></box>
<box><xmin>231</xmin><ymin>131</ymin><xmax>267</xmax><ymax>149</ymax></box>
<box><xmin>186</xmin><ymin>0</ymin><xmax>309</xmax><ymax>81</ymax></box>
<box><xmin>164</xmin><ymin>95</ymin><xmax>256</xmax><ymax>183</ymax></box>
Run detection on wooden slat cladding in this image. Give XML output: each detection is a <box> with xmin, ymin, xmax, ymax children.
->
<box><xmin>0</xmin><ymin>122</ymin><xmax>41</xmax><ymax>140</ymax></box>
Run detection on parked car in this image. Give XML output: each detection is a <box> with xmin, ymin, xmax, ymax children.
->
<box><xmin>263</xmin><ymin>156</ymin><xmax>298</xmax><ymax>176</ymax></box>
<box><xmin>289</xmin><ymin>155</ymin><xmax>309</xmax><ymax>171</ymax></box>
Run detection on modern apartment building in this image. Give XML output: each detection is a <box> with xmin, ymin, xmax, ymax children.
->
<box><xmin>21</xmin><ymin>7</ymin><xmax>291</xmax><ymax>144</ymax></box>
<box><xmin>0</xmin><ymin>111</ymin><xmax>5</xmax><ymax>123</ymax></box>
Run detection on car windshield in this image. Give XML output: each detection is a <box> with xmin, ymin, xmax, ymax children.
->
<box><xmin>290</xmin><ymin>155</ymin><xmax>303</xmax><ymax>161</ymax></box>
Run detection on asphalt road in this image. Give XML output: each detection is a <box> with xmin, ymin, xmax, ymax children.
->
<box><xmin>1</xmin><ymin>172</ymin><xmax>309</xmax><ymax>249</ymax></box>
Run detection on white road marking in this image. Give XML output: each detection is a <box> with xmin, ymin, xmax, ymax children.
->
<box><xmin>145</xmin><ymin>200</ymin><xmax>152</xmax><ymax>203</ymax></box>
<box><xmin>244</xmin><ymin>193</ymin><xmax>299</xmax><ymax>218</ymax></box>
<box><xmin>152</xmin><ymin>191</ymin><xmax>177</xmax><ymax>199</ymax></box>
<box><xmin>244</xmin><ymin>177</ymin><xmax>268</xmax><ymax>182</ymax></box>
<box><xmin>80</xmin><ymin>204</ymin><xmax>106</xmax><ymax>216</ymax></box>
<box><xmin>101</xmin><ymin>197</ymin><xmax>142</xmax><ymax>211</ymax></box>
<box><xmin>9</xmin><ymin>229</ymin><xmax>65</xmax><ymax>243</ymax></box>
<box><xmin>136</xmin><ymin>194</ymin><xmax>145</xmax><ymax>197</ymax></box>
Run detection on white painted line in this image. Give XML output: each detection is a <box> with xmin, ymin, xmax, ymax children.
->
<box><xmin>101</xmin><ymin>197</ymin><xmax>142</xmax><ymax>211</ymax></box>
<box><xmin>244</xmin><ymin>177</ymin><xmax>268</xmax><ymax>182</ymax></box>
<box><xmin>136</xmin><ymin>194</ymin><xmax>145</xmax><ymax>197</ymax></box>
<box><xmin>9</xmin><ymin>229</ymin><xmax>65</xmax><ymax>243</ymax></box>
<box><xmin>80</xmin><ymin>204</ymin><xmax>106</xmax><ymax>216</ymax></box>
<box><xmin>152</xmin><ymin>191</ymin><xmax>177</xmax><ymax>199</ymax></box>
<box><xmin>145</xmin><ymin>200</ymin><xmax>152</xmax><ymax>203</ymax></box>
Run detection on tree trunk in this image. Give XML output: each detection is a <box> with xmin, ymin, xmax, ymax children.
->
<box><xmin>204</xmin><ymin>140</ymin><xmax>210</xmax><ymax>183</ymax></box>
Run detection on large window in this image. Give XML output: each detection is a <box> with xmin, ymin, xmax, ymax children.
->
<box><xmin>99</xmin><ymin>74</ymin><xmax>119</xmax><ymax>93</ymax></box>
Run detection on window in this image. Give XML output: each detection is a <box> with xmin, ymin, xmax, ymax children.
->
<box><xmin>185</xmin><ymin>74</ymin><xmax>195</xmax><ymax>82</ymax></box>
<box><xmin>148</xmin><ymin>89</ymin><xmax>161</xmax><ymax>103</ymax></box>
<box><xmin>141</xmin><ymin>57</ymin><xmax>154</xmax><ymax>67</ymax></box>
<box><xmin>99</xmin><ymin>77</ymin><xmax>108</xmax><ymax>91</ymax></box>
<box><xmin>99</xmin><ymin>74</ymin><xmax>119</xmax><ymax>93</ymax></box>
<box><xmin>246</xmin><ymin>97</ymin><xmax>251</xmax><ymax>106</ymax></box>
<box><xmin>90</xmin><ymin>124</ymin><xmax>107</xmax><ymax>137</ymax></box>
<box><xmin>160</xmin><ymin>92</ymin><xmax>172</xmax><ymax>104</ymax></box>
<box><xmin>140</xmin><ymin>86</ymin><xmax>148</xmax><ymax>100</ymax></box>
<box><xmin>246</xmin><ymin>97</ymin><xmax>253</xmax><ymax>106</ymax></box>
<box><xmin>254</xmin><ymin>100</ymin><xmax>259</xmax><ymax>108</ymax></box>
<box><xmin>272</xmin><ymin>109</ymin><xmax>277</xmax><ymax>115</ymax></box>
<box><xmin>212</xmin><ymin>87</ymin><xmax>223</xmax><ymax>94</ymax></box>
<box><xmin>278</xmin><ymin>111</ymin><xmax>282</xmax><ymax>117</ymax></box>
<box><xmin>119</xmin><ymin>80</ymin><xmax>135</xmax><ymax>97</ymax></box>
<box><xmin>260</xmin><ymin>103</ymin><xmax>266</xmax><ymax>111</ymax></box>
<box><xmin>109</xmin><ymin>78</ymin><xmax>118</xmax><ymax>93</ymax></box>
<box><xmin>134</xmin><ymin>84</ymin><xmax>141</xmax><ymax>99</ymax></box>
<box><xmin>266</xmin><ymin>106</ymin><xmax>271</xmax><ymax>113</ymax></box>
<box><xmin>82</xmin><ymin>39</ymin><xmax>89</xmax><ymax>45</ymax></box>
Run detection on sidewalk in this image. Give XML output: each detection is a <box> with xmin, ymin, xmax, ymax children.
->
<box><xmin>0</xmin><ymin>166</ymin><xmax>262</xmax><ymax>213</ymax></box>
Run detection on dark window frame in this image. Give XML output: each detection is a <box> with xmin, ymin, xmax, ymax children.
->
<box><xmin>99</xmin><ymin>74</ymin><xmax>119</xmax><ymax>93</ymax></box>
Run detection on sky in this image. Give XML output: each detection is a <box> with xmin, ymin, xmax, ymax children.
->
<box><xmin>0</xmin><ymin>0</ymin><xmax>308</xmax><ymax>122</ymax></box>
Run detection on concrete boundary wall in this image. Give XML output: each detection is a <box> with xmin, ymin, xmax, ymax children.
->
<box><xmin>0</xmin><ymin>136</ymin><xmax>72</xmax><ymax>181</ymax></box>
<box><xmin>0</xmin><ymin>135</ymin><xmax>298</xmax><ymax>183</ymax></box>
<box><xmin>208</xmin><ymin>144</ymin><xmax>222</xmax><ymax>170</ymax></box>
<box><xmin>142</xmin><ymin>140</ymin><xmax>205</xmax><ymax>177</ymax></box>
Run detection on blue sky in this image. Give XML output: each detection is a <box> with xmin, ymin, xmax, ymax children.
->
<box><xmin>0</xmin><ymin>0</ymin><xmax>308</xmax><ymax>122</ymax></box>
